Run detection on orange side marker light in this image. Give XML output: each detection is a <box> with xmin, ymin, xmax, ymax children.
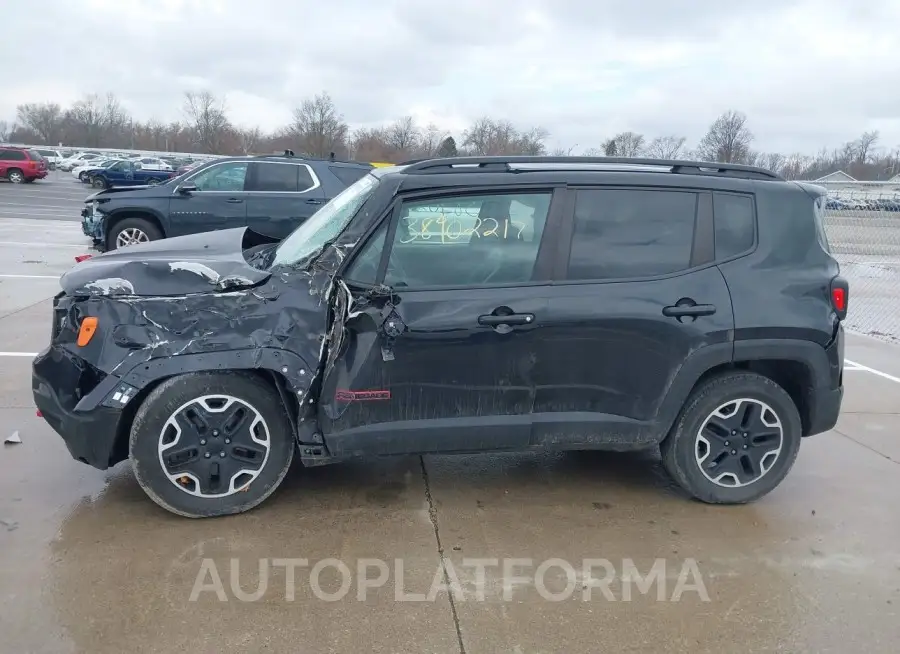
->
<box><xmin>77</xmin><ymin>317</ymin><xmax>99</xmax><ymax>347</ymax></box>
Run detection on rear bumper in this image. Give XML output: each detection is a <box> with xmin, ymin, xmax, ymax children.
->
<box><xmin>805</xmin><ymin>324</ymin><xmax>845</xmax><ymax>436</ymax></box>
<box><xmin>32</xmin><ymin>346</ymin><xmax>126</xmax><ymax>470</ymax></box>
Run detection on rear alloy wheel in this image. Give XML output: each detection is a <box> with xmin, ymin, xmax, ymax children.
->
<box><xmin>7</xmin><ymin>168</ymin><xmax>24</xmax><ymax>184</ymax></box>
<box><xmin>661</xmin><ymin>372</ymin><xmax>802</xmax><ymax>504</ymax></box>
<box><xmin>130</xmin><ymin>372</ymin><xmax>295</xmax><ymax>518</ymax></box>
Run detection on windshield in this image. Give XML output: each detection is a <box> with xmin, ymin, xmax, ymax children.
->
<box><xmin>271</xmin><ymin>173</ymin><xmax>380</xmax><ymax>268</ymax></box>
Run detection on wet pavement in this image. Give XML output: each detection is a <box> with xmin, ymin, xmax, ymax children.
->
<box><xmin>1</xmin><ymin>177</ymin><xmax>899</xmax><ymax>653</ymax></box>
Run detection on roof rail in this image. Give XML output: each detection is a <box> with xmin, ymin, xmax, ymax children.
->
<box><xmin>401</xmin><ymin>156</ymin><xmax>783</xmax><ymax>181</ymax></box>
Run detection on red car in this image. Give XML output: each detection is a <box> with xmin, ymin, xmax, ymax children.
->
<box><xmin>0</xmin><ymin>146</ymin><xmax>49</xmax><ymax>183</ymax></box>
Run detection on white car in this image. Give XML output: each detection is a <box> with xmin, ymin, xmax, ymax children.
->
<box><xmin>129</xmin><ymin>156</ymin><xmax>173</xmax><ymax>171</ymax></box>
<box><xmin>33</xmin><ymin>149</ymin><xmax>65</xmax><ymax>168</ymax></box>
<box><xmin>72</xmin><ymin>159</ymin><xmax>122</xmax><ymax>182</ymax></box>
<box><xmin>58</xmin><ymin>152</ymin><xmax>105</xmax><ymax>172</ymax></box>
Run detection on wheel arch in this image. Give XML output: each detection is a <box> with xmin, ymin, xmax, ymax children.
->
<box><xmin>109</xmin><ymin>349</ymin><xmax>313</xmax><ymax>465</ymax></box>
<box><xmin>660</xmin><ymin>339</ymin><xmax>830</xmax><ymax>440</ymax></box>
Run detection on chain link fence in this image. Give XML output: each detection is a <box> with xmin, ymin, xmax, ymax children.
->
<box><xmin>817</xmin><ymin>180</ymin><xmax>900</xmax><ymax>343</ymax></box>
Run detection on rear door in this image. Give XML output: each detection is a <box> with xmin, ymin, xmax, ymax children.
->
<box><xmin>533</xmin><ymin>186</ymin><xmax>734</xmax><ymax>448</ymax></box>
<box><xmin>168</xmin><ymin>160</ymin><xmax>249</xmax><ymax>237</ymax></box>
<box><xmin>245</xmin><ymin>161</ymin><xmax>326</xmax><ymax>239</ymax></box>
<box><xmin>318</xmin><ymin>187</ymin><xmax>565</xmax><ymax>456</ymax></box>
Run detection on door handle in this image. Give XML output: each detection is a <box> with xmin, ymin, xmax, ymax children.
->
<box><xmin>478</xmin><ymin>313</ymin><xmax>535</xmax><ymax>326</ymax></box>
<box><xmin>662</xmin><ymin>302</ymin><xmax>716</xmax><ymax>318</ymax></box>
<box><xmin>226</xmin><ymin>198</ymin><xmax>244</xmax><ymax>204</ymax></box>
<box><xmin>305</xmin><ymin>198</ymin><xmax>326</xmax><ymax>205</ymax></box>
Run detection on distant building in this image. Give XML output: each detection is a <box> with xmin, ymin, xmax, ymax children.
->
<box><xmin>813</xmin><ymin>170</ymin><xmax>857</xmax><ymax>184</ymax></box>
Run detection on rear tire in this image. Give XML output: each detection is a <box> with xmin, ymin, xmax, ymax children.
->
<box><xmin>7</xmin><ymin>168</ymin><xmax>24</xmax><ymax>184</ymax></box>
<box><xmin>660</xmin><ymin>372</ymin><xmax>802</xmax><ymax>504</ymax></box>
<box><xmin>130</xmin><ymin>372</ymin><xmax>295</xmax><ymax>518</ymax></box>
<box><xmin>107</xmin><ymin>217</ymin><xmax>162</xmax><ymax>250</ymax></box>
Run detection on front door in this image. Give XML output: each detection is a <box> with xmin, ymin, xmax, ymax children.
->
<box><xmin>245</xmin><ymin>161</ymin><xmax>327</xmax><ymax>239</ymax></box>
<box><xmin>168</xmin><ymin>161</ymin><xmax>249</xmax><ymax>238</ymax></box>
<box><xmin>318</xmin><ymin>187</ymin><xmax>565</xmax><ymax>456</ymax></box>
<box><xmin>533</xmin><ymin>186</ymin><xmax>735</xmax><ymax>448</ymax></box>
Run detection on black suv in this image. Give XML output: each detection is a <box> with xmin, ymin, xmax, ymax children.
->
<box><xmin>80</xmin><ymin>153</ymin><xmax>373</xmax><ymax>251</ymax></box>
<box><xmin>35</xmin><ymin>156</ymin><xmax>848</xmax><ymax>518</ymax></box>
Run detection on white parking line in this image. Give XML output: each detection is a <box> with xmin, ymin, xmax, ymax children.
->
<box><xmin>0</xmin><ymin>274</ymin><xmax>61</xmax><ymax>279</ymax></box>
<box><xmin>844</xmin><ymin>359</ymin><xmax>900</xmax><ymax>384</ymax></box>
<box><xmin>0</xmin><ymin>241</ymin><xmax>83</xmax><ymax>248</ymax></box>
<box><xmin>0</xmin><ymin>352</ymin><xmax>37</xmax><ymax>357</ymax></box>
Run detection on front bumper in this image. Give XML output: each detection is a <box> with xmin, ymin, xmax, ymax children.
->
<box><xmin>32</xmin><ymin>346</ymin><xmax>127</xmax><ymax>469</ymax></box>
<box><xmin>81</xmin><ymin>205</ymin><xmax>105</xmax><ymax>243</ymax></box>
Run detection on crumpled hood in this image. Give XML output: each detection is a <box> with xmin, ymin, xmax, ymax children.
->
<box><xmin>62</xmin><ymin>227</ymin><xmax>276</xmax><ymax>297</ymax></box>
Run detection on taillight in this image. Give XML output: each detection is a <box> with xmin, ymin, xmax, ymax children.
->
<box><xmin>830</xmin><ymin>275</ymin><xmax>849</xmax><ymax>320</ymax></box>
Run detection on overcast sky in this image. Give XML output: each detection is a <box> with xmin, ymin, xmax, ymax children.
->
<box><xmin>4</xmin><ymin>0</ymin><xmax>899</xmax><ymax>155</ymax></box>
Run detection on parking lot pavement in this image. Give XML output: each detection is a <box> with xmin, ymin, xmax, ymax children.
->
<box><xmin>1</xmin><ymin>216</ymin><xmax>900</xmax><ymax>652</ymax></box>
<box><xmin>0</xmin><ymin>169</ymin><xmax>89</xmax><ymax>223</ymax></box>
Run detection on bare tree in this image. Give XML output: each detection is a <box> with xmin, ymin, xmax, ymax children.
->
<box><xmin>855</xmin><ymin>131</ymin><xmax>879</xmax><ymax>163</ymax></box>
<box><xmin>384</xmin><ymin>116</ymin><xmax>421</xmax><ymax>155</ymax></box>
<box><xmin>183</xmin><ymin>90</ymin><xmax>231</xmax><ymax>154</ymax></box>
<box><xmin>757</xmin><ymin>152</ymin><xmax>786</xmax><ymax>174</ymax></box>
<box><xmin>0</xmin><ymin>121</ymin><xmax>10</xmax><ymax>142</ymax></box>
<box><xmin>461</xmin><ymin>117</ymin><xmax>547</xmax><ymax>155</ymax></box>
<box><xmin>237</xmin><ymin>126</ymin><xmax>263</xmax><ymax>154</ymax></box>
<box><xmin>696</xmin><ymin>110</ymin><xmax>754</xmax><ymax>164</ymax></box>
<box><xmin>645</xmin><ymin>135</ymin><xmax>687</xmax><ymax>159</ymax></box>
<box><xmin>607</xmin><ymin>132</ymin><xmax>645</xmax><ymax>157</ymax></box>
<box><xmin>15</xmin><ymin>102</ymin><xmax>65</xmax><ymax>144</ymax></box>
<box><xmin>288</xmin><ymin>92</ymin><xmax>349</xmax><ymax>158</ymax></box>
<box><xmin>66</xmin><ymin>94</ymin><xmax>107</xmax><ymax>147</ymax></box>
<box><xmin>419</xmin><ymin>124</ymin><xmax>444</xmax><ymax>156</ymax></box>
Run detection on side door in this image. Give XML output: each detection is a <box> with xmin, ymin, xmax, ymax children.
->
<box><xmin>245</xmin><ymin>161</ymin><xmax>326</xmax><ymax>239</ymax></box>
<box><xmin>318</xmin><ymin>187</ymin><xmax>566</xmax><ymax>457</ymax></box>
<box><xmin>168</xmin><ymin>160</ymin><xmax>249</xmax><ymax>237</ymax></box>
<box><xmin>0</xmin><ymin>149</ymin><xmax>10</xmax><ymax>177</ymax></box>
<box><xmin>533</xmin><ymin>186</ymin><xmax>735</xmax><ymax>449</ymax></box>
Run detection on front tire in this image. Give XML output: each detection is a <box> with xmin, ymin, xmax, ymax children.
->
<box><xmin>92</xmin><ymin>177</ymin><xmax>108</xmax><ymax>189</ymax></box>
<box><xmin>107</xmin><ymin>217</ymin><xmax>162</xmax><ymax>250</ymax></box>
<box><xmin>130</xmin><ymin>372</ymin><xmax>295</xmax><ymax>518</ymax></box>
<box><xmin>660</xmin><ymin>372</ymin><xmax>802</xmax><ymax>504</ymax></box>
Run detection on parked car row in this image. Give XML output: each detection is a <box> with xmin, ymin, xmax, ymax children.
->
<box><xmin>826</xmin><ymin>196</ymin><xmax>900</xmax><ymax>211</ymax></box>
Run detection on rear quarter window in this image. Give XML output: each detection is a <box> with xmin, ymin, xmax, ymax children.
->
<box><xmin>713</xmin><ymin>192</ymin><xmax>756</xmax><ymax>259</ymax></box>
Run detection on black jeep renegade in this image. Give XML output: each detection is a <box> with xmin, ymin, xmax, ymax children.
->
<box><xmin>33</xmin><ymin>156</ymin><xmax>848</xmax><ymax>518</ymax></box>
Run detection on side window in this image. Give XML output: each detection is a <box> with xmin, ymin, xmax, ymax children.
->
<box><xmin>0</xmin><ymin>150</ymin><xmax>10</xmax><ymax>160</ymax></box>
<box><xmin>567</xmin><ymin>189</ymin><xmax>698</xmax><ymax>280</ymax></box>
<box><xmin>381</xmin><ymin>192</ymin><xmax>552</xmax><ymax>288</ymax></box>
<box><xmin>253</xmin><ymin>163</ymin><xmax>299</xmax><ymax>192</ymax></box>
<box><xmin>3</xmin><ymin>150</ymin><xmax>27</xmax><ymax>161</ymax></box>
<box><xmin>344</xmin><ymin>226</ymin><xmax>388</xmax><ymax>285</ymax></box>
<box><xmin>713</xmin><ymin>192</ymin><xmax>755</xmax><ymax>259</ymax></box>
<box><xmin>189</xmin><ymin>162</ymin><xmax>248</xmax><ymax>192</ymax></box>
<box><xmin>329</xmin><ymin>165</ymin><xmax>369</xmax><ymax>186</ymax></box>
<box><xmin>297</xmin><ymin>165</ymin><xmax>316</xmax><ymax>192</ymax></box>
